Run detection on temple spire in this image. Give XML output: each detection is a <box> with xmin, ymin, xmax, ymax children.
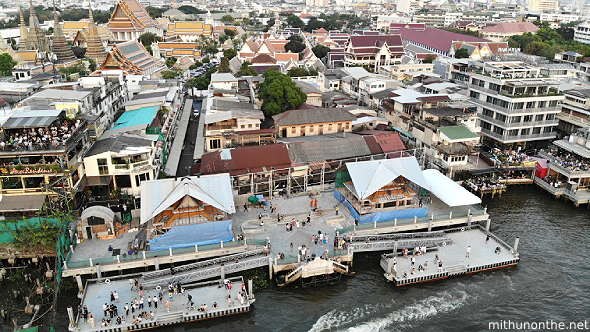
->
<box><xmin>51</xmin><ymin>0</ymin><xmax>77</xmax><ymax>63</ymax></box>
<box><xmin>84</xmin><ymin>0</ymin><xmax>107</xmax><ymax>65</ymax></box>
<box><xmin>18</xmin><ymin>0</ymin><xmax>27</xmax><ymax>50</ymax></box>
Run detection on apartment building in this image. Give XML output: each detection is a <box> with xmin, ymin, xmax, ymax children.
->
<box><xmin>574</xmin><ymin>22</ymin><xmax>590</xmax><ymax>45</ymax></box>
<box><xmin>464</xmin><ymin>61</ymin><xmax>563</xmax><ymax>149</ymax></box>
<box><xmin>556</xmin><ymin>89</ymin><xmax>590</xmax><ymax>137</ymax></box>
<box><xmin>528</xmin><ymin>0</ymin><xmax>559</xmax><ymax>11</ymax></box>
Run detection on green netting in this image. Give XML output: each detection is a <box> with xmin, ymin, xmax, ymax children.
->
<box><xmin>159</xmin><ymin>133</ymin><xmax>167</xmax><ymax>165</ymax></box>
<box><xmin>335</xmin><ymin>170</ymin><xmax>351</xmax><ymax>189</ymax></box>
<box><xmin>247</xmin><ymin>239</ymin><xmax>268</xmax><ymax>246</ymax></box>
<box><xmin>0</xmin><ymin>218</ymin><xmax>61</xmax><ymax>244</ymax></box>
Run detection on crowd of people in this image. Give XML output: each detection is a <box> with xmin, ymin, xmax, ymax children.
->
<box><xmin>547</xmin><ymin>151</ymin><xmax>590</xmax><ymax>172</ymax></box>
<box><xmin>78</xmin><ymin>276</ymin><xmax>249</xmax><ymax>329</ymax></box>
<box><xmin>0</xmin><ymin>119</ymin><xmax>82</xmax><ymax>151</ymax></box>
<box><xmin>491</xmin><ymin>149</ymin><xmax>534</xmax><ymax>165</ymax></box>
<box><xmin>465</xmin><ymin>176</ymin><xmax>506</xmax><ymax>191</ymax></box>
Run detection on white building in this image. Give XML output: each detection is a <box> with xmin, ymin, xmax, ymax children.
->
<box><xmin>574</xmin><ymin>22</ymin><xmax>590</xmax><ymax>45</ymax></box>
<box><xmin>465</xmin><ymin>61</ymin><xmax>563</xmax><ymax>149</ymax></box>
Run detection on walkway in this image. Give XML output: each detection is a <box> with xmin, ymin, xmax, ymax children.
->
<box><xmin>176</xmin><ymin>100</ymin><xmax>202</xmax><ymax>177</ymax></box>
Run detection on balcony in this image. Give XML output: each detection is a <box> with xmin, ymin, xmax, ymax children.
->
<box><xmin>478</xmin><ymin>114</ymin><xmax>559</xmax><ymax>128</ymax></box>
<box><xmin>537</xmin><ymin>150</ymin><xmax>590</xmax><ymax>177</ymax></box>
<box><xmin>0</xmin><ymin>163</ymin><xmax>65</xmax><ymax>175</ymax></box>
<box><xmin>0</xmin><ymin>121</ymin><xmax>88</xmax><ymax>156</ymax></box>
<box><xmin>480</xmin><ymin>128</ymin><xmax>556</xmax><ymax>143</ymax></box>
<box><xmin>112</xmin><ymin>159</ymin><xmax>154</xmax><ymax>174</ymax></box>
<box><xmin>470</xmin><ymin>98</ymin><xmax>561</xmax><ymax>115</ymax></box>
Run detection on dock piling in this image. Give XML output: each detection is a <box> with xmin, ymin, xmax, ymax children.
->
<box><xmin>513</xmin><ymin>237</ymin><xmax>520</xmax><ymax>252</ymax></box>
<box><xmin>117</xmin><ymin>255</ymin><xmax>120</xmax><ymax>263</ymax></box>
<box><xmin>143</xmin><ymin>251</ymin><xmax>146</xmax><ymax>260</ymax></box>
<box><xmin>394</xmin><ymin>239</ymin><xmax>398</xmax><ymax>254</ymax></box>
<box><xmin>169</xmin><ymin>248</ymin><xmax>173</xmax><ymax>256</ymax></box>
<box><xmin>394</xmin><ymin>218</ymin><xmax>397</xmax><ymax>226</ymax></box>
<box><xmin>220</xmin><ymin>264</ymin><xmax>225</xmax><ymax>281</ymax></box>
<box><xmin>75</xmin><ymin>274</ymin><xmax>83</xmax><ymax>293</ymax></box>
<box><xmin>268</xmin><ymin>257</ymin><xmax>273</xmax><ymax>280</ymax></box>
<box><xmin>67</xmin><ymin>306</ymin><xmax>75</xmax><ymax>327</ymax></box>
<box><xmin>428</xmin><ymin>218</ymin><xmax>432</xmax><ymax>232</ymax></box>
<box><xmin>96</xmin><ymin>264</ymin><xmax>101</xmax><ymax>278</ymax></box>
<box><xmin>486</xmin><ymin>218</ymin><xmax>491</xmax><ymax>232</ymax></box>
<box><xmin>155</xmin><ymin>256</ymin><xmax>159</xmax><ymax>271</ymax></box>
<box><xmin>248</xmin><ymin>278</ymin><xmax>253</xmax><ymax>300</ymax></box>
<box><xmin>414</xmin><ymin>216</ymin><xmax>417</xmax><ymax>223</ymax></box>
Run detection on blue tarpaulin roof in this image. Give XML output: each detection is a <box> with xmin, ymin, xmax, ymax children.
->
<box><xmin>112</xmin><ymin>106</ymin><xmax>159</xmax><ymax>130</ymax></box>
<box><xmin>149</xmin><ymin>220</ymin><xmax>234</xmax><ymax>251</ymax></box>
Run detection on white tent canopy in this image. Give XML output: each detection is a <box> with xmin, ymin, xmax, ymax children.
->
<box><xmin>346</xmin><ymin>157</ymin><xmax>430</xmax><ymax>199</ymax></box>
<box><xmin>345</xmin><ymin>157</ymin><xmax>481</xmax><ymax>207</ymax></box>
<box><xmin>140</xmin><ymin>174</ymin><xmax>235</xmax><ymax>224</ymax></box>
<box><xmin>422</xmin><ymin>169</ymin><xmax>481</xmax><ymax>206</ymax></box>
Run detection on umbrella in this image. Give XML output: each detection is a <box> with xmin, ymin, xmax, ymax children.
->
<box><xmin>247</xmin><ymin>196</ymin><xmax>259</xmax><ymax>205</ymax></box>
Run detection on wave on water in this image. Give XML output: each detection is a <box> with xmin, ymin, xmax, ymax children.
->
<box><xmin>309</xmin><ymin>290</ymin><xmax>469</xmax><ymax>332</ymax></box>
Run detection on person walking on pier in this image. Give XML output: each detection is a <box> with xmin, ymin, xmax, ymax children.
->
<box><xmin>103</xmin><ymin>303</ymin><xmax>108</xmax><ymax>317</ymax></box>
<box><xmin>187</xmin><ymin>293</ymin><xmax>193</xmax><ymax>305</ymax></box>
<box><xmin>125</xmin><ymin>303</ymin><xmax>129</xmax><ymax>316</ymax></box>
<box><xmin>140</xmin><ymin>284</ymin><xmax>144</xmax><ymax>297</ymax></box>
<box><xmin>153</xmin><ymin>295</ymin><xmax>158</xmax><ymax>309</ymax></box>
<box><xmin>466</xmin><ymin>246</ymin><xmax>471</xmax><ymax>258</ymax></box>
<box><xmin>438</xmin><ymin>261</ymin><xmax>443</xmax><ymax>272</ymax></box>
<box><xmin>335</xmin><ymin>206</ymin><xmax>339</xmax><ymax>215</ymax></box>
<box><xmin>411</xmin><ymin>256</ymin><xmax>415</xmax><ymax>267</ymax></box>
<box><xmin>110</xmin><ymin>292</ymin><xmax>115</xmax><ymax>303</ymax></box>
<box><xmin>485</xmin><ymin>234</ymin><xmax>490</xmax><ymax>244</ymax></box>
<box><xmin>307</xmin><ymin>213</ymin><xmax>311</xmax><ymax>225</ymax></box>
<box><xmin>147</xmin><ymin>296</ymin><xmax>152</xmax><ymax>308</ymax></box>
<box><xmin>113</xmin><ymin>291</ymin><xmax>119</xmax><ymax>303</ymax></box>
<box><xmin>87</xmin><ymin>314</ymin><xmax>95</xmax><ymax>328</ymax></box>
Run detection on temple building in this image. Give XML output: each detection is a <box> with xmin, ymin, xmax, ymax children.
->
<box><xmin>85</xmin><ymin>0</ymin><xmax>107</xmax><ymax>66</ymax></box>
<box><xmin>72</xmin><ymin>26</ymin><xmax>114</xmax><ymax>49</ymax></box>
<box><xmin>20</xmin><ymin>0</ymin><xmax>49</xmax><ymax>53</ymax></box>
<box><xmin>152</xmin><ymin>42</ymin><xmax>201</xmax><ymax>61</ymax></box>
<box><xmin>95</xmin><ymin>40</ymin><xmax>163</xmax><ymax>76</ymax></box>
<box><xmin>18</xmin><ymin>1</ymin><xmax>27</xmax><ymax>51</ymax></box>
<box><xmin>166</xmin><ymin>22</ymin><xmax>213</xmax><ymax>42</ymax></box>
<box><xmin>106</xmin><ymin>0</ymin><xmax>164</xmax><ymax>42</ymax></box>
<box><xmin>51</xmin><ymin>0</ymin><xmax>77</xmax><ymax>63</ymax></box>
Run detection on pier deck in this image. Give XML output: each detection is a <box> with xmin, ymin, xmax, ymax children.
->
<box><xmin>382</xmin><ymin>226</ymin><xmax>519</xmax><ymax>286</ymax></box>
<box><xmin>73</xmin><ymin>275</ymin><xmax>252</xmax><ymax>332</ymax></box>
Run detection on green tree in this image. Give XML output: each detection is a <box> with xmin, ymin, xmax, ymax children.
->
<box><xmin>178</xmin><ymin>5</ymin><xmax>206</xmax><ymax>15</ymax></box>
<box><xmin>202</xmin><ymin>57</ymin><xmax>210</xmax><ymax>63</ymax></box>
<box><xmin>71</xmin><ymin>46</ymin><xmax>86</xmax><ymax>58</ymax></box>
<box><xmin>217</xmin><ymin>57</ymin><xmax>231</xmax><ymax>73</ymax></box>
<box><xmin>146</xmin><ymin>6</ymin><xmax>165</xmax><ymax>19</ymax></box>
<box><xmin>186</xmin><ymin>76</ymin><xmax>210</xmax><ymax>89</ymax></box>
<box><xmin>0</xmin><ymin>53</ymin><xmax>17</xmax><ymax>76</ymax></box>
<box><xmin>286</xmin><ymin>14</ymin><xmax>304</xmax><ymax>28</ymax></box>
<box><xmin>287</xmin><ymin>67</ymin><xmax>311</xmax><ymax>77</ymax></box>
<box><xmin>205</xmin><ymin>45</ymin><xmax>219</xmax><ymax>55</ymax></box>
<box><xmin>220</xmin><ymin>14</ymin><xmax>235</xmax><ymax>23</ymax></box>
<box><xmin>223</xmin><ymin>48</ymin><xmax>238</xmax><ymax>60</ymax></box>
<box><xmin>88</xmin><ymin>58</ymin><xmax>97</xmax><ymax>72</ymax></box>
<box><xmin>455</xmin><ymin>48</ymin><xmax>470</xmax><ymax>59</ymax></box>
<box><xmin>224</xmin><ymin>28</ymin><xmax>237</xmax><ymax>39</ymax></box>
<box><xmin>285</xmin><ymin>35</ymin><xmax>305</xmax><ymax>54</ymax></box>
<box><xmin>166</xmin><ymin>57</ymin><xmax>177</xmax><ymax>68</ymax></box>
<box><xmin>235</xmin><ymin>62</ymin><xmax>259</xmax><ymax>77</ymax></box>
<box><xmin>138</xmin><ymin>32</ymin><xmax>162</xmax><ymax>47</ymax></box>
<box><xmin>258</xmin><ymin>69</ymin><xmax>307</xmax><ymax>116</ymax></box>
<box><xmin>161</xmin><ymin>69</ymin><xmax>182</xmax><ymax>79</ymax></box>
<box><xmin>524</xmin><ymin>42</ymin><xmax>550</xmax><ymax>56</ymax></box>
<box><xmin>311</xmin><ymin>45</ymin><xmax>330</xmax><ymax>59</ymax></box>
<box><xmin>422</xmin><ymin>54</ymin><xmax>437</xmax><ymax>64</ymax></box>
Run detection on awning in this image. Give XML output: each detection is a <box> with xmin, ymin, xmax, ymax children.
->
<box><xmin>80</xmin><ymin>205</ymin><xmax>115</xmax><ymax>222</ymax></box>
<box><xmin>553</xmin><ymin>139</ymin><xmax>590</xmax><ymax>159</ymax></box>
<box><xmin>0</xmin><ymin>194</ymin><xmax>46</xmax><ymax>212</ymax></box>
<box><xmin>392</xmin><ymin>126</ymin><xmax>413</xmax><ymax>138</ymax></box>
<box><xmin>3</xmin><ymin>114</ymin><xmax>60</xmax><ymax>129</ymax></box>
<box><xmin>468</xmin><ymin>167</ymin><xmax>499</xmax><ymax>175</ymax></box>
<box><xmin>76</xmin><ymin>175</ymin><xmax>112</xmax><ymax>191</ymax></box>
<box><xmin>422</xmin><ymin>169</ymin><xmax>481</xmax><ymax>207</ymax></box>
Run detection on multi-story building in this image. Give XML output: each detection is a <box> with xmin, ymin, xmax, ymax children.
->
<box><xmin>580</xmin><ymin>62</ymin><xmax>590</xmax><ymax>81</ymax></box>
<box><xmin>106</xmin><ymin>0</ymin><xmax>164</xmax><ymax>41</ymax></box>
<box><xmin>412</xmin><ymin>11</ymin><xmax>461</xmax><ymax>27</ymax></box>
<box><xmin>343</xmin><ymin>35</ymin><xmax>405</xmax><ymax>70</ymax></box>
<box><xmin>465</xmin><ymin>61</ymin><xmax>563</xmax><ymax>149</ymax></box>
<box><xmin>574</xmin><ymin>22</ymin><xmax>590</xmax><ymax>45</ymax></box>
<box><xmin>528</xmin><ymin>0</ymin><xmax>559</xmax><ymax>11</ymax></box>
<box><xmin>272</xmin><ymin>108</ymin><xmax>356</xmax><ymax>138</ymax></box>
<box><xmin>0</xmin><ymin>108</ymin><xmax>90</xmax><ymax>214</ymax></box>
<box><xmin>556</xmin><ymin>89</ymin><xmax>590</xmax><ymax>137</ymax></box>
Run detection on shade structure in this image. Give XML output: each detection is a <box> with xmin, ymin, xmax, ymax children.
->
<box><xmin>149</xmin><ymin>220</ymin><xmax>234</xmax><ymax>251</ymax></box>
<box><xmin>422</xmin><ymin>169</ymin><xmax>481</xmax><ymax>207</ymax></box>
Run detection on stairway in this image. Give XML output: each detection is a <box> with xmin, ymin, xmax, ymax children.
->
<box><xmin>157</xmin><ymin>311</ymin><xmax>184</xmax><ymax>324</ymax></box>
<box><xmin>445</xmin><ymin>265</ymin><xmax>467</xmax><ymax>276</ymax></box>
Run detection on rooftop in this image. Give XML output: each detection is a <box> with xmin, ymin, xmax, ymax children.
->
<box><xmin>111</xmin><ymin>106</ymin><xmax>159</xmax><ymax>130</ymax></box>
<box><xmin>272</xmin><ymin>108</ymin><xmax>356</xmax><ymax>126</ymax></box>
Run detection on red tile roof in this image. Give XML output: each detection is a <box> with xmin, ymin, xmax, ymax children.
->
<box><xmin>251</xmin><ymin>53</ymin><xmax>277</xmax><ymax>64</ymax></box>
<box><xmin>200</xmin><ymin>143</ymin><xmax>292</xmax><ymax>175</ymax></box>
<box><xmin>481</xmin><ymin>22</ymin><xmax>539</xmax><ymax>34</ymax></box>
<box><xmin>398</xmin><ymin>27</ymin><xmax>490</xmax><ymax>53</ymax></box>
<box><xmin>363</xmin><ymin>136</ymin><xmax>383</xmax><ymax>154</ymax></box>
<box><xmin>374</xmin><ymin>132</ymin><xmax>405</xmax><ymax>153</ymax></box>
<box><xmin>347</xmin><ymin>35</ymin><xmax>404</xmax><ymax>55</ymax></box>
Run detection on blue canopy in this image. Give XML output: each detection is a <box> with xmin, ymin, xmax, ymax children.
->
<box><xmin>149</xmin><ymin>220</ymin><xmax>234</xmax><ymax>251</ymax></box>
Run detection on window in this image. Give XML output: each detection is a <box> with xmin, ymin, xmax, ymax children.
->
<box><xmin>470</xmin><ymin>91</ymin><xmax>480</xmax><ymax>99</ymax></box>
<box><xmin>135</xmin><ymin>172</ymin><xmax>148</xmax><ymax>187</ymax></box>
<box><xmin>535</xmin><ymin>114</ymin><xmax>544</xmax><ymax>122</ymax></box>
<box><xmin>538</xmin><ymin>101</ymin><xmax>547</xmax><ymax>108</ymax></box>
<box><xmin>549</xmin><ymin>100</ymin><xmax>558</xmax><ymax>107</ymax></box>
<box><xmin>345</xmin><ymin>122</ymin><xmax>350</xmax><ymax>129</ymax></box>
<box><xmin>248</xmin><ymin>124</ymin><xmax>253</xmax><ymax>128</ymax></box>
<box><xmin>508</xmin><ymin>129</ymin><xmax>519</xmax><ymax>136</ymax></box>
<box><xmin>526</xmin><ymin>101</ymin><xmax>536</xmax><ymax>109</ymax></box>
<box><xmin>543</xmin><ymin>127</ymin><xmax>553</xmax><ymax>133</ymax></box>
<box><xmin>523</xmin><ymin>115</ymin><xmax>533</xmax><ymax>122</ymax></box>
<box><xmin>482</xmin><ymin>108</ymin><xmax>494</xmax><ymax>117</ymax></box>
<box><xmin>329</xmin><ymin>123</ymin><xmax>333</xmax><ymax>131</ymax></box>
<box><xmin>521</xmin><ymin>128</ymin><xmax>530</xmax><ymax>135</ymax></box>
<box><xmin>310</xmin><ymin>125</ymin><xmax>314</xmax><ymax>132</ymax></box>
<box><xmin>241</xmin><ymin>125</ymin><xmax>245</xmax><ymax>129</ymax></box>
<box><xmin>481</xmin><ymin>121</ymin><xmax>492</xmax><ymax>130</ymax></box>
<box><xmin>533</xmin><ymin>127</ymin><xmax>541</xmax><ymax>134</ymax></box>
<box><xmin>451</xmin><ymin>156</ymin><xmax>466</xmax><ymax>162</ymax></box>
<box><xmin>546</xmin><ymin>114</ymin><xmax>555</xmax><ymax>121</ymax></box>
<box><xmin>209</xmin><ymin>139</ymin><xmax>221</xmax><ymax>150</ymax></box>
<box><xmin>510</xmin><ymin>116</ymin><xmax>521</xmax><ymax>123</ymax></box>
<box><xmin>495</xmin><ymin>113</ymin><xmax>507</xmax><ymax>122</ymax></box>
<box><xmin>301</xmin><ymin>126</ymin><xmax>305</xmax><ymax>133</ymax></box>
<box><xmin>97</xmin><ymin>158</ymin><xmax>108</xmax><ymax>175</ymax></box>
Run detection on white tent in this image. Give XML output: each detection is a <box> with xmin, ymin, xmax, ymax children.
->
<box><xmin>422</xmin><ymin>169</ymin><xmax>481</xmax><ymax>207</ymax></box>
<box><xmin>346</xmin><ymin>157</ymin><xmax>430</xmax><ymax>199</ymax></box>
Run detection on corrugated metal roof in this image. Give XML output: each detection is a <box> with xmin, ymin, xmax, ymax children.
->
<box><xmin>374</xmin><ymin>133</ymin><xmax>406</xmax><ymax>153</ymax></box>
<box><xmin>363</xmin><ymin>136</ymin><xmax>382</xmax><ymax>154</ymax></box>
<box><xmin>3</xmin><ymin>112</ymin><xmax>60</xmax><ymax>128</ymax></box>
<box><xmin>438</xmin><ymin>126</ymin><xmax>479</xmax><ymax>142</ymax></box>
<box><xmin>273</xmin><ymin>108</ymin><xmax>356</xmax><ymax>127</ymax></box>
<box><xmin>287</xmin><ymin>136</ymin><xmax>371</xmax><ymax>163</ymax></box>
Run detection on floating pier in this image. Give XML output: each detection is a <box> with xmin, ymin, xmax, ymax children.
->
<box><xmin>381</xmin><ymin>225</ymin><xmax>519</xmax><ymax>286</ymax></box>
<box><xmin>70</xmin><ymin>275</ymin><xmax>254</xmax><ymax>332</ymax></box>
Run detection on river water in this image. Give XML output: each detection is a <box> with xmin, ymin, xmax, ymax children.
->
<box><xmin>46</xmin><ymin>186</ymin><xmax>589</xmax><ymax>331</ymax></box>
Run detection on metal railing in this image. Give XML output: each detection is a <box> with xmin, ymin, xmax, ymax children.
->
<box><xmin>480</xmin><ymin>128</ymin><xmax>556</xmax><ymax>142</ymax></box>
<box><xmin>0</xmin><ymin>121</ymin><xmax>87</xmax><ymax>156</ymax></box>
<box><xmin>470</xmin><ymin>98</ymin><xmax>561</xmax><ymax>115</ymax></box>
<box><xmin>478</xmin><ymin>113</ymin><xmax>559</xmax><ymax>129</ymax></box>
